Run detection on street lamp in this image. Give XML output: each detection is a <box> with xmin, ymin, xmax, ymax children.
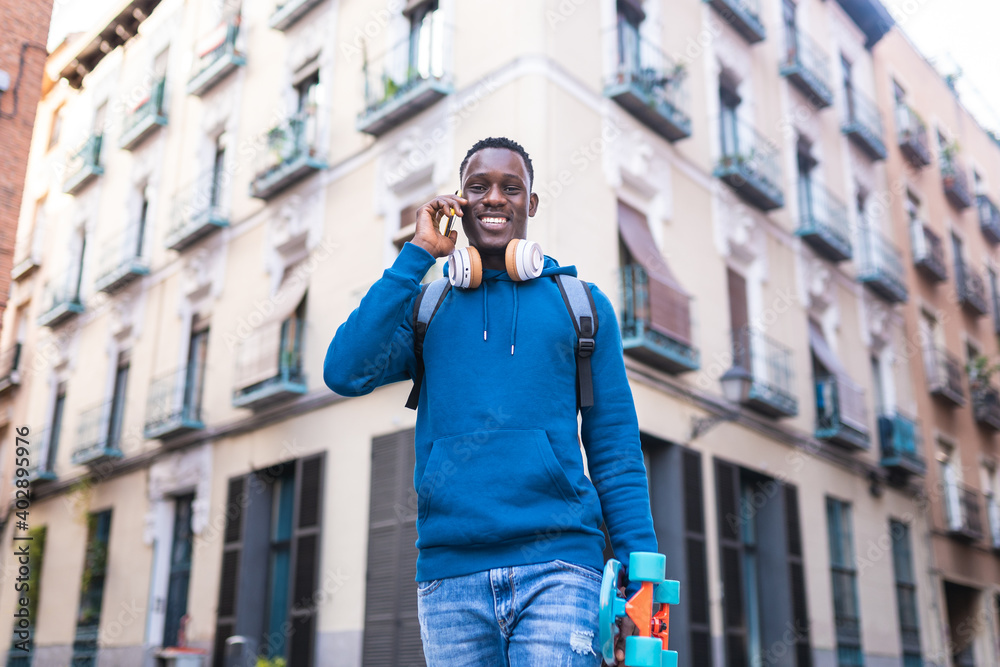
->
<box><xmin>689</xmin><ymin>365</ymin><xmax>751</xmax><ymax>441</ymax></box>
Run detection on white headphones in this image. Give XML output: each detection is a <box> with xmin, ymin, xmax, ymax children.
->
<box><xmin>447</xmin><ymin>239</ymin><xmax>544</xmax><ymax>289</ymax></box>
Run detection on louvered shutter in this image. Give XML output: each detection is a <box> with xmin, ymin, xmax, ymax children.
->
<box><xmin>785</xmin><ymin>484</ymin><xmax>812</xmax><ymax>667</ymax></box>
<box><xmin>715</xmin><ymin>458</ymin><xmax>747</xmax><ymax>667</ymax></box>
<box><xmin>683</xmin><ymin>450</ymin><xmax>712</xmax><ymax>667</ymax></box>
<box><xmin>728</xmin><ymin>269</ymin><xmax>750</xmax><ymax>369</ymax></box>
<box><xmin>288</xmin><ymin>453</ymin><xmax>324</xmax><ymax>666</ymax></box>
<box><xmin>362</xmin><ymin>429</ymin><xmax>425</xmax><ymax>667</ymax></box>
<box><xmin>213</xmin><ymin>476</ymin><xmax>246</xmax><ymax>667</ymax></box>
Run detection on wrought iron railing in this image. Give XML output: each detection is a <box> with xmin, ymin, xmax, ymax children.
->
<box><xmin>815</xmin><ymin>374</ymin><xmax>868</xmax><ymax>438</ymax></box>
<box><xmin>121</xmin><ymin>76</ymin><xmax>167</xmax><ymax>140</ymax></box>
<box><xmin>718</xmin><ymin>119</ymin><xmax>783</xmax><ymax>195</ymax></box>
<box><xmin>253</xmin><ymin>107</ymin><xmax>324</xmax><ymax>184</ymax></box>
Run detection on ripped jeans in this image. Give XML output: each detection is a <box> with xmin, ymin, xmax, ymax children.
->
<box><xmin>417</xmin><ymin>559</ymin><xmax>604</xmax><ymax>666</ymax></box>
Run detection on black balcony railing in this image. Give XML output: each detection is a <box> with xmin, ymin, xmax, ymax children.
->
<box><xmin>956</xmin><ymin>262</ymin><xmax>988</xmax><ymax>316</ymax></box>
<box><xmin>857</xmin><ymin>225</ymin><xmax>907</xmax><ymax>303</ymax></box>
<box><xmin>357</xmin><ymin>17</ymin><xmax>452</xmax><ymax>136</ymax></box>
<box><xmin>120</xmin><ymin>76</ymin><xmax>167</xmax><ymax>150</ymax></box>
<box><xmin>72</xmin><ymin>401</ymin><xmax>125</xmax><ymax>466</ymax></box>
<box><xmin>619</xmin><ymin>264</ymin><xmax>699</xmax><ymax>375</ymax></box>
<box><xmin>232</xmin><ymin>317</ymin><xmax>307</xmax><ymax>409</ymax></box>
<box><xmin>842</xmin><ymin>88</ymin><xmax>886</xmax><ymax>160</ymax></box>
<box><xmin>64</xmin><ymin>134</ymin><xmax>104</xmax><ymax>194</ymax></box>
<box><xmin>188</xmin><ymin>14</ymin><xmax>245</xmax><ymax>96</ymax></box>
<box><xmin>731</xmin><ymin>329</ymin><xmax>797</xmax><ymax>418</ymax></box>
<box><xmin>925</xmin><ymin>346</ymin><xmax>964</xmax><ymax>407</ymax></box>
<box><xmin>878</xmin><ymin>413</ymin><xmax>925</xmax><ymax>477</ymax></box>
<box><xmin>972</xmin><ymin>383</ymin><xmax>1000</xmax><ymax>431</ymax></box>
<box><xmin>715</xmin><ymin>119</ymin><xmax>784</xmax><ymax>210</ymax></box>
<box><xmin>815</xmin><ymin>374</ymin><xmax>870</xmax><ymax>449</ymax></box>
<box><xmin>978</xmin><ymin>194</ymin><xmax>1000</xmax><ymax>245</ymax></box>
<box><xmin>796</xmin><ymin>183</ymin><xmax>852</xmax><ymax>262</ymax></box>
<box><xmin>167</xmin><ymin>169</ymin><xmax>230</xmax><ymax>251</ymax></box>
<box><xmin>144</xmin><ymin>366</ymin><xmax>206</xmax><ymax>440</ymax></box>
<box><xmin>910</xmin><ymin>220</ymin><xmax>946</xmax><ymax>283</ymax></box>
<box><xmin>779</xmin><ymin>29</ymin><xmax>833</xmax><ymax>108</ymax></box>
<box><xmin>0</xmin><ymin>343</ymin><xmax>22</xmax><ymax>395</ymax></box>
<box><xmin>940</xmin><ymin>155</ymin><xmax>973</xmax><ymax>209</ymax></box>
<box><xmin>704</xmin><ymin>0</ymin><xmax>765</xmax><ymax>43</ymax></box>
<box><xmin>895</xmin><ymin>104</ymin><xmax>931</xmax><ymax>167</ymax></box>
<box><xmin>945</xmin><ymin>484</ymin><xmax>983</xmax><ymax>541</ymax></box>
<box><xmin>604</xmin><ymin>19</ymin><xmax>692</xmax><ymax>142</ymax></box>
<box><xmin>250</xmin><ymin>107</ymin><xmax>327</xmax><ymax>200</ymax></box>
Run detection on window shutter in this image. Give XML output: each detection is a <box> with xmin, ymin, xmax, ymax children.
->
<box><xmin>288</xmin><ymin>453</ymin><xmax>325</xmax><ymax>666</ymax></box>
<box><xmin>784</xmin><ymin>484</ymin><xmax>812</xmax><ymax>667</ymax></box>
<box><xmin>715</xmin><ymin>458</ymin><xmax>747</xmax><ymax>667</ymax></box>
<box><xmin>682</xmin><ymin>449</ymin><xmax>712</xmax><ymax>667</ymax></box>
<box><xmin>727</xmin><ymin>269</ymin><xmax>750</xmax><ymax>368</ymax></box>
<box><xmin>362</xmin><ymin>429</ymin><xmax>425</xmax><ymax>667</ymax></box>
<box><xmin>213</xmin><ymin>476</ymin><xmax>246</xmax><ymax>667</ymax></box>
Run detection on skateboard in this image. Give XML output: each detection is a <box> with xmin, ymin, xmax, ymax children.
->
<box><xmin>598</xmin><ymin>552</ymin><xmax>680</xmax><ymax>667</ymax></box>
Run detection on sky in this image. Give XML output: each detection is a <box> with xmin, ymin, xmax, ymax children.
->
<box><xmin>48</xmin><ymin>0</ymin><xmax>1000</xmax><ymax>134</ymax></box>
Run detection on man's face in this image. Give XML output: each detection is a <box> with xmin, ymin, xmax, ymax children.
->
<box><xmin>460</xmin><ymin>147</ymin><xmax>539</xmax><ymax>256</ymax></box>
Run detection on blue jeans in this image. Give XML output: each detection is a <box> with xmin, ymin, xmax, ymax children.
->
<box><xmin>417</xmin><ymin>559</ymin><xmax>604</xmax><ymax>666</ymax></box>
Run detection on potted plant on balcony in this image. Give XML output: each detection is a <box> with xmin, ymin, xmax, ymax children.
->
<box><xmin>940</xmin><ymin>140</ymin><xmax>960</xmax><ymax>177</ymax></box>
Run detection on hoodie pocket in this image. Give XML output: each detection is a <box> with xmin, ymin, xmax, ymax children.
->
<box><xmin>417</xmin><ymin>429</ymin><xmax>582</xmax><ymax>548</ymax></box>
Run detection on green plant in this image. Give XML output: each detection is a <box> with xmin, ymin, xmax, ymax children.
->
<box><xmin>967</xmin><ymin>354</ymin><xmax>1000</xmax><ymax>387</ymax></box>
<box><xmin>256</xmin><ymin>656</ymin><xmax>287</xmax><ymax>667</ymax></box>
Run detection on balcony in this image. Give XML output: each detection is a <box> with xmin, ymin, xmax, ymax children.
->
<box><xmin>10</xmin><ymin>249</ymin><xmax>40</xmax><ymax>281</ymax></box>
<box><xmin>250</xmin><ymin>107</ymin><xmax>327</xmax><ymax>200</ymax></box>
<box><xmin>71</xmin><ymin>402</ymin><xmax>124</xmax><ymax>467</ymax></box>
<box><xmin>779</xmin><ymin>30</ymin><xmax>833</xmax><ymax>108</ymax></box>
<box><xmin>0</xmin><ymin>343</ymin><xmax>22</xmax><ymax>395</ymax></box>
<box><xmin>37</xmin><ymin>282</ymin><xmax>84</xmax><ymax>328</ymax></box>
<box><xmin>619</xmin><ymin>264</ymin><xmax>699</xmax><ymax>375</ymax></box>
<box><xmin>144</xmin><ymin>366</ymin><xmax>205</xmax><ymax>440</ymax></box>
<box><xmin>24</xmin><ymin>428</ymin><xmax>56</xmax><ymax>484</ymax></box>
<box><xmin>978</xmin><ymin>194</ymin><xmax>1000</xmax><ymax>245</ymax></box>
<box><xmin>988</xmin><ymin>496</ymin><xmax>1000</xmax><ymax>551</ymax></box>
<box><xmin>232</xmin><ymin>317</ymin><xmax>307</xmax><ymax>409</ymax></box>
<box><xmin>167</xmin><ymin>170</ymin><xmax>230</xmax><ymax>251</ymax></box>
<box><xmin>63</xmin><ymin>135</ymin><xmax>104</xmax><ymax>195</ymax></box>
<box><xmin>729</xmin><ymin>329</ymin><xmax>797</xmax><ymax>418</ymax></box>
<box><xmin>945</xmin><ymin>484</ymin><xmax>983</xmax><ymax>542</ymax></box>
<box><xmin>925</xmin><ymin>346</ymin><xmax>964</xmax><ymax>407</ymax></box>
<box><xmin>604</xmin><ymin>20</ymin><xmax>691</xmax><ymax>143</ymax></box>
<box><xmin>714</xmin><ymin>120</ymin><xmax>784</xmax><ymax>211</ymax></box>
<box><xmin>796</xmin><ymin>183</ymin><xmax>852</xmax><ymax>262</ymax></box>
<box><xmin>269</xmin><ymin>0</ymin><xmax>325</xmax><ymax>30</ymax></box>
<box><xmin>841</xmin><ymin>89</ymin><xmax>886</xmax><ymax>160</ymax></box>
<box><xmin>704</xmin><ymin>0</ymin><xmax>765</xmax><ymax>43</ymax></box>
<box><xmin>187</xmin><ymin>15</ymin><xmax>245</xmax><ymax>96</ymax></box>
<box><xmin>857</xmin><ymin>226</ymin><xmax>907</xmax><ymax>303</ymax></box>
<box><xmin>896</xmin><ymin>105</ymin><xmax>931</xmax><ymax>167</ymax></box>
<box><xmin>972</xmin><ymin>383</ymin><xmax>1000</xmax><ymax>431</ymax></box>
<box><xmin>910</xmin><ymin>221</ymin><xmax>946</xmax><ymax>283</ymax></box>
<box><xmin>878</xmin><ymin>413</ymin><xmax>925</xmax><ymax>478</ymax></box>
<box><xmin>956</xmin><ymin>263</ymin><xmax>988</xmax><ymax>316</ymax></box>
<box><xmin>120</xmin><ymin>76</ymin><xmax>167</xmax><ymax>150</ymax></box>
<box><xmin>357</xmin><ymin>20</ymin><xmax>452</xmax><ymax>136</ymax></box>
<box><xmin>95</xmin><ymin>222</ymin><xmax>149</xmax><ymax>294</ymax></box>
<box><xmin>814</xmin><ymin>375</ymin><xmax>870</xmax><ymax>450</ymax></box>
<box><xmin>940</xmin><ymin>155</ymin><xmax>973</xmax><ymax>210</ymax></box>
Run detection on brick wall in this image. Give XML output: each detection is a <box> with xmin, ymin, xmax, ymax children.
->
<box><xmin>0</xmin><ymin>0</ymin><xmax>54</xmax><ymax>331</ymax></box>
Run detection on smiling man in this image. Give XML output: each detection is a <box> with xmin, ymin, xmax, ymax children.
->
<box><xmin>324</xmin><ymin>137</ymin><xmax>656</xmax><ymax>665</ymax></box>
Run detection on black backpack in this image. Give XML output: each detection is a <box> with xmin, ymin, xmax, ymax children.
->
<box><xmin>405</xmin><ymin>275</ymin><xmax>598</xmax><ymax>410</ymax></box>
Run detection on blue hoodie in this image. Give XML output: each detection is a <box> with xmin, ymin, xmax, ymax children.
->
<box><xmin>324</xmin><ymin>242</ymin><xmax>657</xmax><ymax>583</ymax></box>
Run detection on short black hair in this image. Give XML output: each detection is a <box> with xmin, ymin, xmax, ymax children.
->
<box><xmin>459</xmin><ymin>137</ymin><xmax>534</xmax><ymax>191</ymax></box>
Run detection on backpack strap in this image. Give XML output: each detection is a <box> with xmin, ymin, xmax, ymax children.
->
<box><xmin>405</xmin><ymin>278</ymin><xmax>452</xmax><ymax>410</ymax></box>
<box><xmin>554</xmin><ymin>275</ymin><xmax>598</xmax><ymax>409</ymax></box>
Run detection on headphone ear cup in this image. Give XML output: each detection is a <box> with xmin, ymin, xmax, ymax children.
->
<box><xmin>466</xmin><ymin>246</ymin><xmax>482</xmax><ymax>289</ymax></box>
<box><xmin>506</xmin><ymin>239</ymin><xmax>544</xmax><ymax>281</ymax></box>
<box><xmin>448</xmin><ymin>247</ymin><xmax>482</xmax><ymax>289</ymax></box>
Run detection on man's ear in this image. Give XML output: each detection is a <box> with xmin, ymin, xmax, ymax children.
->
<box><xmin>528</xmin><ymin>191</ymin><xmax>539</xmax><ymax>217</ymax></box>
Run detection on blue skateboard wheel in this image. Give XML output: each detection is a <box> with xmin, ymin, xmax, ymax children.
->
<box><xmin>628</xmin><ymin>552</ymin><xmax>666</xmax><ymax>583</ymax></box>
<box><xmin>625</xmin><ymin>636</ymin><xmax>663</xmax><ymax>667</ymax></box>
<box><xmin>654</xmin><ymin>580</ymin><xmax>680</xmax><ymax>605</ymax></box>
<box><xmin>661</xmin><ymin>649</ymin><xmax>679</xmax><ymax>667</ymax></box>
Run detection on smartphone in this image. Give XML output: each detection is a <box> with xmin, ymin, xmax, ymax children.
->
<box><xmin>443</xmin><ymin>189</ymin><xmax>461</xmax><ymax>237</ymax></box>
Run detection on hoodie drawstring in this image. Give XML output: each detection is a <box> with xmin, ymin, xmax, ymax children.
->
<box><xmin>511</xmin><ymin>283</ymin><xmax>518</xmax><ymax>355</ymax></box>
<box><xmin>482</xmin><ymin>281</ymin><xmax>489</xmax><ymax>341</ymax></box>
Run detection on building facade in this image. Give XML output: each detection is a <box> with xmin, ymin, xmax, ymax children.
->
<box><xmin>0</xmin><ymin>0</ymin><xmax>994</xmax><ymax>666</ymax></box>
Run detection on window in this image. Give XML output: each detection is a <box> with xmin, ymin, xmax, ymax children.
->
<box><xmin>393</xmin><ymin>202</ymin><xmax>422</xmax><ymax>250</ymax></box>
<box><xmin>983</xmin><ymin>466</ymin><xmax>1000</xmax><ymax>549</ymax></box>
<box><xmin>797</xmin><ymin>137</ymin><xmax>817</xmax><ymax>220</ymax></box>
<box><xmin>989</xmin><ymin>267</ymin><xmax>1000</xmax><ymax>333</ymax></box>
<box><xmin>407</xmin><ymin>0</ymin><xmax>442</xmax><ymax>81</ymax></box>
<box><xmin>841</xmin><ymin>55</ymin><xmax>855</xmax><ymax>121</ymax></box>
<box><xmin>135</xmin><ymin>192</ymin><xmax>150</xmax><ymax>259</ymax></box>
<box><xmin>905</xmin><ymin>191</ymin><xmax>920</xmax><ymax>225</ymax></box>
<box><xmin>951</xmin><ymin>232</ymin><xmax>967</xmax><ymax>282</ymax></box>
<box><xmin>728</xmin><ymin>268</ymin><xmax>749</xmax><ymax>368</ymax></box>
<box><xmin>973</xmin><ymin>170</ymin><xmax>984</xmax><ymax>196</ymax></box>
<box><xmin>783</xmin><ymin>0</ymin><xmax>797</xmax><ymax>57</ymax></box>
<box><xmin>295</xmin><ymin>70</ymin><xmax>321</xmax><ymax>114</ymax></box>
<box><xmin>827</xmin><ymin>497</ymin><xmax>863</xmax><ymax>667</ymax></box>
<box><xmin>72</xmin><ymin>228</ymin><xmax>87</xmax><ymax>300</ymax></box>
<box><xmin>163</xmin><ymin>494</ymin><xmax>194</xmax><ymax>647</ymax></box>
<box><xmin>45</xmin><ymin>382</ymin><xmax>67</xmax><ymax>474</ymax></box>
<box><xmin>890</xmin><ymin>521</ymin><xmax>922</xmax><ymax>667</ymax></box>
<box><xmin>107</xmin><ymin>351</ymin><xmax>129</xmax><ymax>451</ymax></box>
<box><xmin>719</xmin><ymin>77</ymin><xmax>741</xmax><ymax>158</ymax></box>
<box><xmin>73</xmin><ymin>510</ymin><xmax>113</xmax><ymax>666</ymax></box>
<box><xmin>47</xmin><ymin>106</ymin><xmax>63</xmax><ymax>150</ymax></box>
<box><xmin>153</xmin><ymin>48</ymin><xmax>169</xmax><ymax>79</ymax></box>
<box><xmin>214</xmin><ymin>455</ymin><xmax>323</xmax><ymax>666</ymax></box>
<box><xmin>870</xmin><ymin>355</ymin><xmax>886</xmax><ymax>415</ymax></box>
<box><xmin>614</xmin><ymin>0</ymin><xmax>643</xmax><ymax>74</ymax></box>
<box><xmin>210</xmin><ymin>135</ymin><xmax>226</xmax><ymax>207</ymax></box>
<box><xmin>940</xmin><ymin>444</ymin><xmax>963</xmax><ymax>531</ymax></box>
<box><xmin>93</xmin><ymin>102</ymin><xmax>107</xmax><ymax>137</ymax></box>
<box><xmin>183</xmin><ymin>328</ymin><xmax>209</xmax><ymax>423</ymax></box>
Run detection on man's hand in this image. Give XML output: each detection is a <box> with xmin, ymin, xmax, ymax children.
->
<box><xmin>612</xmin><ymin>615</ymin><xmax>637</xmax><ymax>665</ymax></box>
<box><xmin>411</xmin><ymin>193</ymin><xmax>467</xmax><ymax>258</ymax></box>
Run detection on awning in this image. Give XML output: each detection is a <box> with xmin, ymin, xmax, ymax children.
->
<box><xmin>618</xmin><ymin>201</ymin><xmax>691</xmax><ymax>344</ymax></box>
<box><xmin>234</xmin><ymin>272</ymin><xmax>308</xmax><ymax>390</ymax></box>
<box><xmin>809</xmin><ymin>321</ymin><xmax>868</xmax><ymax>432</ymax></box>
<box><xmin>808</xmin><ymin>320</ymin><xmax>847</xmax><ymax>376</ymax></box>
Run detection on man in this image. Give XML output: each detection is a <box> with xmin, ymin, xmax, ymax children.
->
<box><xmin>324</xmin><ymin>137</ymin><xmax>656</xmax><ymax>665</ymax></box>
